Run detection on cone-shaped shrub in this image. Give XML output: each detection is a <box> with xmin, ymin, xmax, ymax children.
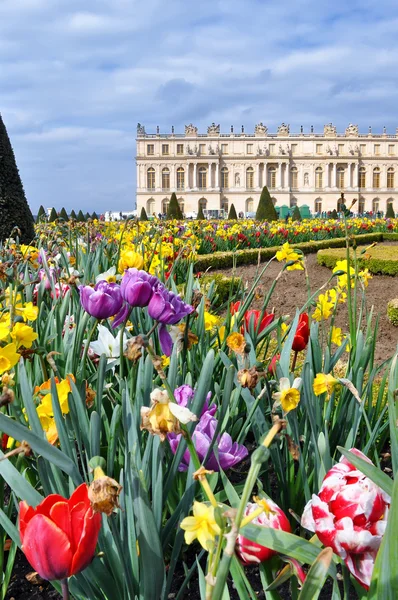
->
<box><xmin>59</xmin><ymin>207</ymin><xmax>69</xmax><ymax>221</ymax></box>
<box><xmin>140</xmin><ymin>207</ymin><xmax>149</xmax><ymax>221</ymax></box>
<box><xmin>197</xmin><ymin>205</ymin><xmax>205</xmax><ymax>220</ymax></box>
<box><xmin>36</xmin><ymin>205</ymin><xmax>47</xmax><ymax>223</ymax></box>
<box><xmin>0</xmin><ymin>114</ymin><xmax>35</xmax><ymax>243</ymax></box>
<box><xmin>331</xmin><ymin>209</ymin><xmax>338</xmax><ymax>219</ymax></box>
<box><xmin>49</xmin><ymin>207</ymin><xmax>58</xmax><ymax>222</ymax></box>
<box><xmin>91</xmin><ymin>212</ymin><xmax>99</xmax><ymax>220</ymax></box>
<box><xmin>77</xmin><ymin>210</ymin><xmax>86</xmax><ymax>222</ymax></box>
<box><xmin>167</xmin><ymin>192</ymin><xmax>183</xmax><ymax>220</ymax></box>
<box><xmin>386</xmin><ymin>202</ymin><xmax>395</xmax><ymax>218</ymax></box>
<box><xmin>255</xmin><ymin>186</ymin><xmax>278</xmax><ymax>221</ymax></box>
<box><xmin>70</xmin><ymin>209</ymin><xmax>77</xmax><ymax>220</ymax></box>
<box><xmin>291</xmin><ymin>205</ymin><xmax>302</xmax><ymax>221</ymax></box>
<box><xmin>228</xmin><ymin>203</ymin><xmax>238</xmax><ymax>220</ymax></box>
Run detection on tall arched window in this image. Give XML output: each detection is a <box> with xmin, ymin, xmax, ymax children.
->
<box><xmin>221</xmin><ymin>197</ymin><xmax>228</xmax><ymax>213</ymax></box>
<box><xmin>246</xmin><ymin>167</ymin><xmax>254</xmax><ymax>189</ymax></box>
<box><xmin>147</xmin><ymin>168</ymin><xmax>155</xmax><ymax>190</ymax></box>
<box><xmin>162</xmin><ymin>198</ymin><xmax>169</xmax><ymax>214</ymax></box>
<box><xmin>315</xmin><ymin>167</ymin><xmax>323</xmax><ymax>190</ymax></box>
<box><xmin>373</xmin><ymin>167</ymin><xmax>380</xmax><ymax>189</ymax></box>
<box><xmin>178</xmin><ymin>198</ymin><xmax>185</xmax><ymax>214</ymax></box>
<box><xmin>246</xmin><ymin>198</ymin><xmax>254</xmax><ymax>213</ymax></box>
<box><xmin>359</xmin><ymin>167</ymin><xmax>366</xmax><ymax>189</ymax></box>
<box><xmin>146</xmin><ymin>198</ymin><xmax>155</xmax><ymax>215</ymax></box>
<box><xmin>290</xmin><ymin>167</ymin><xmax>298</xmax><ymax>190</ymax></box>
<box><xmin>358</xmin><ymin>196</ymin><xmax>365</xmax><ymax>214</ymax></box>
<box><xmin>337</xmin><ymin>167</ymin><xmax>345</xmax><ymax>189</ymax></box>
<box><xmin>162</xmin><ymin>168</ymin><xmax>170</xmax><ymax>190</ymax></box>
<box><xmin>387</xmin><ymin>167</ymin><xmax>394</xmax><ymax>189</ymax></box>
<box><xmin>268</xmin><ymin>167</ymin><xmax>276</xmax><ymax>189</ymax></box>
<box><xmin>315</xmin><ymin>198</ymin><xmax>322</xmax><ymax>213</ymax></box>
<box><xmin>372</xmin><ymin>198</ymin><xmax>380</xmax><ymax>213</ymax></box>
<box><xmin>176</xmin><ymin>167</ymin><xmax>185</xmax><ymax>190</ymax></box>
<box><xmin>199</xmin><ymin>167</ymin><xmax>207</xmax><ymax>190</ymax></box>
<box><xmin>198</xmin><ymin>197</ymin><xmax>207</xmax><ymax>212</ymax></box>
<box><xmin>221</xmin><ymin>167</ymin><xmax>229</xmax><ymax>189</ymax></box>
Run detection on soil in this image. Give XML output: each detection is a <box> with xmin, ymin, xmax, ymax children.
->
<box><xmin>213</xmin><ymin>247</ymin><xmax>398</xmax><ymax>363</ymax></box>
<box><xmin>5</xmin><ymin>550</ymin><xmax>60</xmax><ymax>600</ymax></box>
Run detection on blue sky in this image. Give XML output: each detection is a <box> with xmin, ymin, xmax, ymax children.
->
<box><xmin>2</xmin><ymin>0</ymin><xmax>398</xmax><ymax>214</ymax></box>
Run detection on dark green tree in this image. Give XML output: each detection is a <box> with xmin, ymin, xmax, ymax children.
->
<box><xmin>255</xmin><ymin>186</ymin><xmax>278</xmax><ymax>221</ymax></box>
<box><xmin>36</xmin><ymin>205</ymin><xmax>47</xmax><ymax>222</ymax></box>
<box><xmin>91</xmin><ymin>212</ymin><xmax>99</xmax><ymax>220</ymax></box>
<box><xmin>167</xmin><ymin>192</ymin><xmax>183</xmax><ymax>220</ymax></box>
<box><xmin>49</xmin><ymin>207</ymin><xmax>58</xmax><ymax>222</ymax></box>
<box><xmin>140</xmin><ymin>207</ymin><xmax>149</xmax><ymax>221</ymax></box>
<box><xmin>70</xmin><ymin>209</ymin><xmax>77</xmax><ymax>220</ymax></box>
<box><xmin>0</xmin><ymin>113</ymin><xmax>35</xmax><ymax>243</ymax></box>
<box><xmin>59</xmin><ymin>207</ymin><xmax>69</xmax><ymax>221</ymax></box>
<box><xmin>85</xmin><ymin>212</ymin><xmax>91</xmax><ymax>221</ymax></box>
<box><xmin>291</xmin><ymin>205</ymin><xmax>302</xmax><ymax>221</ymax></box>
<box><xmin>197</xmin><ymin>205</ymin><xmax>205</xmax><ymax>220</ymax></box>
<box><xmin>331</xmin><ymin>209</ymin><xmax>338</xmax><ymax>219</ymax></box>
<box><xmin>386</xmin><ymin>202</ymin><xmax>395</xmax><ymax>218</ymax></box>
<box><xmin>76</xmin><ymin>210</ymin><xmax>86</xmax><ymax>222</ymax></box>
<box><xmin>228</xmin><ymin>203</ymin><xmax>238</xmax><ymax>220</ymax></box>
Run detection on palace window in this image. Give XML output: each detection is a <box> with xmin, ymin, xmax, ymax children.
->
<box><xmin>372</xmin><ymin>198</ymin><xmax>380</xmax><ymax>212</ymax></box>
<box><xmin>162</xmin><ymin>198</ymin><xmax>169</xmax><ymax>214</ymax></box>
<box><xmin>269</xmin><ymin>166</ymin><xmax>276</xmax><ymax>189</ymax></box>
<box><xmin>291</xmin><ymin>143</ymin><xmax>298</xmax><ymax>155</ymax></box>
<box><xmin>147</xmin><ymin>168</ymin><xmax>155</xmax><ymax>190</ymax></box>
<box><xmin>374</xmin><ymin>144</ymin><xmax>380</xmax><ymax>156</ymax></box>
<box><xmin>221</xmin><ymin>167</ymin><xmax>229</xmax><ymax>189</ymax></box>
<box><xmin>388</xmin><ymin>144</ymin><xmax>395</xmax><ymax>156</ymax></box>
<box><xmin>359</xmin><ymin>167</ymin><xmax>366</xmax><ymax>188</ymax></box>
<box><xmin>247</xmin><ymin>143</ymin><xmax>253</xmax><ymax>154</ymax></box>
<box><xmin>221</xmin><ymin>197</ymin><xmax>228</xmax><ymax>213</ymax></box>
<box><xmin>290</xmin><ymin>167</ymin><xmax>298</xmax><ymax>190</ymax></box>
<box><xmin>337</xmin><ymin>167</ymin><xmax>345</xmax><ymax>189</ymax></box>
<box><xmin>221</xmin><ymin>144</ymin><xmax>228</xmax><ymax>154</ymax></box>
<box><xmin>199</xmin><ymin>144</ymin><xmax>206</xmax><ymax>155</ymax></box>
<box><xmin>177</xmin><ymin>144</ymin><xmax>184</xmax><ymax>155</ymax></box>
<box><xmin>176</xmin><ymin>167</ymin><xmax>185</xmax><ymax>190</ymax></box>
<box><xmin>315</xmin><ymin>199</ymin><xmax>322</xmax><ymax>213</ymax></box>
<box><xmin>246</xmin><ymin>167</ymin><xmax>254</xmax><ymax>189</ymax></box>
<box><xmin>198</xmin><ymin>197</ymin><xmax>207</xmax><ymax>211</ymax></box>
<box><xmin>162</xmin><ymin>168</ymin><xmax>170</xmax><ymax>190</ymax></box>
<box><xmin>178</xmin><ymin>199</ymin><xmax>184</xmax><ymax>214</ymax></box>
<box><xmin>269</xmin><ymin>144</ymin><xmax>275</xmax><ymax>155</ymax></box>
<box><xmin>146</xmin><ymin>198</ymin><xmax>155</xmax><ymax>215</ymax></box>
<box><xmin>338</xmin><ymin>144</ymin><xmax>344</xmax><ymax>155</ymax></box>
<box><xmin>373</xmin><ymin>167</ymin><xmax>380</xmax><ymax>189</ymax></box>
<box><xmin>198</xmin><ymin>167</ymin><xmax>207</xmax><ymax>189</ymax></box>
<box><xmin>315</xmin><ymin>167</ymin><xmax>323</xmax><ymax>190</ymax></box>
<box><xmin>162</xmin><ymin>144</ymin><xmax>169</xmax><ymax>155</ymax></box>
<box><xmin>316</xmin><ymin>143</ymin><xmax>323</xmax><ymax>155</ymax></box>
<box><xmin>360</xmin><ymin>144</ymin><xmax>366</xmax><ymax>155</ymax></box>
<box><xmin>147</xmin><ymin>144</ymin><xmax>154</xmax><ymax>156</ymax></box>
<box><xmin>358</xmin><ymin>197</ymin><xmax>365</xmax><ymax>214</ymax></box>
<box><xmin>387</xmin><ymin>167</ymin><xmax>394</xmax><ymax>189</ymax></box>
<box><xmin>246</xmin><ymin>198</ymin><xmax>254</xmax><ymax>213</ymax></box>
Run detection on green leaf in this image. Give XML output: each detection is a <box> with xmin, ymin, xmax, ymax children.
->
<box><xmin>0</xmin><ymin>449</ymin><xmax>42</xmax><ymax>507</ymax></box>
<box><xmin>298</xmin><ymin>547</ymin><xmax>333</xmax><ymax>599</ymax></box>
<box><xmin>337</xmin><ymin>447</ymin><xmax>393</xmax><ymax>496</ymax></box>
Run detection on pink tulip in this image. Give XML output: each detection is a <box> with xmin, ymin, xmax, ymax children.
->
<box><xmin>301</xmin><ymin>449</ymin><xmax>390</xmax><ymax>589</ymax></box>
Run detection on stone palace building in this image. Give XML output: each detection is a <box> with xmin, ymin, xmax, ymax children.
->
<box><xmin>135</xmin><ymin>123</ymin><xmax>397</xmax><ymax>217</ymax></box>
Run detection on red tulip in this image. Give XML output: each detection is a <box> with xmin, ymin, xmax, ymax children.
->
<box><xmin>236</xmin><ymin>499</ymin><xmax>291</xmax><ymax>564</ymax></box>
<box><xmin>292</xmin><ymin>313</ymin><xmax>310</xmax><ymax>352</ymax></box>
<box><xmin>230</xmin><ymin>301</ymin><xmax>241</xmax><ymax>315</ymax></box>
<box><xmin>268</xmin><ymin>353</ymin><xmax>280</xmax><ymax>376</ymax></box>
<box><xmin>244</xmin><ymin>309</ymin><xmax>274</xmax><ymax>334</ymax></box>
<box><xmin>19</xmin><ymin>483</ymin><xmax>101</xmax><ymax>581</ymax></box>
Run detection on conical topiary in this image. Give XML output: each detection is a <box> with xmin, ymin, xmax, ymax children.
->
<box><xmin>386</xmin><ymin>202</ymin><xmax>395</xmax><ymax>218</ymax></box>
<box><xmin>140</xmin><ymin>207</ymin><xmax>149</xmax><ymax>221</ymax></box>
<box><xmin>228</xmin><ymin>203</ymin><xmax>238</xmax><ymax>220</ymax></box>
<box><xmin>197</xmin><ymin>205</ymin><xmax>205</xmax><ymax>220</ymax></box>
<box><xmin>36</xmin><ymin>205</ymin><xmax>47</xmax><ymax>222</ymax></box>
<box><xmin>70</xmin><ymin>209</ymin><xmax>77</xmax><ymax>220</ymax></box>
<box><xmin>167</xmin><ymin>192</ymin><xmax>183</xmax><ymax>220</ymax></box>
<box><xmin>92</xmin><ymin>212</ymin><xmax>99</xmax><ymax>220</ymax></box>
<box><xmin>291</xmin><ymin>205</ymin><xmax>302</xmax><ymax>221</ymax></box>
<box><xmin>255</xmin><ymin>186</ymin><xmax>278</xmax><ymax>221</ymax></box>
<box><xmin>0</xmin><ymin>113</ymin><xmax>35</xmax><ymax>243</ymax></box>
<box><xmin>59</xmin><ymin>207</ymin><xmax>69</xmax><ymax>221</ymax></box>
<box><xmin>49</xmin><ymin>207</ymin><xmax>58</xmax><ymax>222</ymax></box>
<box><xmin>76</xmin><ymin>210</ymin><xmax>86</xmax><ymax>222</ymax></box>
<box><xmin>85</xmin><ymin>212</ymin><xmax>91</xmax><ymax>221</ymax></box>
<box><xmin>331</xmin><ymin>209</ymin><xmax>338</xmax><ymax>219</ymax></box>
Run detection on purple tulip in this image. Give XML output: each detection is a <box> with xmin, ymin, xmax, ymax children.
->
<box><xmin>168</xmin><ymin>409</ymin><xmax>248</xmax><ymax>472</ymax></box>
<box><xmin>120</xmin><ymin>269</ymin><xmax>158</xmax><ymax>307</ymax></box>
<box><xmin>80</xmin><ymin>281</ymin><xmax>123</xmax><ymax>319</ymax></box>
<box><xmin>148</xmin><ymin>286</ymin><xmax>194</xmax><ymax>325</ymax></box>
<box><xmin>174</xmin><ymin>385</ymin><xmax>216</xmax><ymax>417</ymax></box>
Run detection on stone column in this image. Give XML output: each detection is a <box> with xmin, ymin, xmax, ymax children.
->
<box><xmin>255</xmin><ymin>163</ymin><xmax>260</xmax><ymax>189</ymax></box>
<box><xmin>277</xmin><ymin>162</ymin><xmax>282</xmax><ymax>189</ymax></box>
<box><xmin>263</xmin><ymin>163</ymin><xmax>268</xmax><ymax>188</ymax></box>
<box><xmin>215</xmin><ymin>162</ymin><xmax>219</xmax><ymax>189</ymax></box>
<box><xmin>171</xmin><ymin>164</ymin><xmax>176</xmax><ymax>191</ymax></box>
<box><xmin>331</xmin><ymin>163</ymin><xmax>336</xmax><ymax>188</ymax></box>
<box><xmin>156</xmin><ymin>164</ymin><xmax>161</xmax><ymax>191</ymax></box>
<box><xmin>352</xmin><ymin>163</ymin><xmax>358</xmax><ymax>189</ymax></box>
<box><xmin>193</xmin><ymin>163</ymin><xmax>197</xmax><ymax>190</ymax></box>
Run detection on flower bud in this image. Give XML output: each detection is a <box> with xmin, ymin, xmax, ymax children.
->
<box><xmin>88</xmin><ymin>467</ymin><xmax>122</xmax><ymax>516</ymax></box>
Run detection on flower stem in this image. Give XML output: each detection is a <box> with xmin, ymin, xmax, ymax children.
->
<box><xmin>291</xmin><ymin>350</ymin><xmax>299</xmax><ymax>372</ymax></box>
<box><xmin>80</xmin><ymin>318</ymin><xmax>99</xmax><ymax>379</ymax></box>
<box><xmin>61</xmin><ymin>579</ymin><xmax>70</xmax><ymax>600</ymax></box>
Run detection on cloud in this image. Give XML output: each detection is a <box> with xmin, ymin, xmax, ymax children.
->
<box><xmin>1</xmin><ymin>0</ymin><xmax>398</xmax><ymax>213</ymax></box>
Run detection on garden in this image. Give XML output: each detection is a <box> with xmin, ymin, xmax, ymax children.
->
<box><xmin>0</xmin><ymin>199</ymin><xmax>396</xmax><ymax>600</ymax></box>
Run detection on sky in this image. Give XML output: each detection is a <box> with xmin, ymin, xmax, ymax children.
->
<box><xmin>2</xmin><ymin>0</ymin><xmax>398</xmax><ymax>214</ymax></box>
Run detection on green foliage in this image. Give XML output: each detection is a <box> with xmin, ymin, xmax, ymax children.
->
<box><xmin>70</xmin><ymin>209</ymin><xmax>77</xmax><ymax>220</ymax></box>
<box><xmin>36</xmin><ymin>205</ymin><xmax>47</xmax><ymax>223</ymax></box>
<box><xmin>228</xmin><ymin>203</ymin><xmax>238</xmax><ymax>220</ymax></box>
<box><xmin>331</xmin><ymin>209</ymin><xmax>338</xmax><ymax>219</ymax></box>
<box><xmin>59</xmin><ymin>207</ymin><xmax>69</xmax><ymax>221</ymax></box>
<box><xmin>0</xmin><ymin>114</ymin><xmax>35</xmax><ymax>244</ymax></box>
<box><xmin>76</xmin><ymin>209</ymin><xmax>86</xmax><ymax>222</ymax></box>
<box><xmin>48</xmin><ymin>207</ymin><xmax>58</xmax><ymax>222</ymax></box>
<box><xmin>291</xmin><ymin>205</ymin><xmax>302</xmax><ymax>221</ymax></box>
<box><xmin>197</xmin><ymin>205</ymin><xmax>205</xmax><ymax>220</ymax></box>
<box><xmin>387</xmin><ymin>299</ymin><xmax>398</xmax><ymax>326</ymax></box>
<box><xmin>386</xmin><ymin>202</ymin><xmax>395</xmax><ymax>218</ymax></box>
<box><xmin>85</xmin><ymin>212</ymin><xmax>91</xmax><ymax>221</ymax></box>
<box><xmin>140</xmin><ymin>207</ymin><xmax>149</xmax><ymax>221</ymax></box>
<box><xmin>92</xmin><ymin>212</ymin><xmax>99</xmax><ymax>220</ymax></box>
<box><xmin>317</xmin><ymin>244</ymin><xmax>398</xmax><ymax>275</ymax></box>
<box><xmin>167</xmin><ymin>192</ymin><xmax>183</xmax><ymax>220</ymax></box>
<box><xmin>200</xmin><ymin>274</ymin><xmax>242</xmax><ymax>307</ymax></box>
<box><xmin>255</xmin><ymin>186</ymin><xmax>278</xmax><ymax>221</ymax></box>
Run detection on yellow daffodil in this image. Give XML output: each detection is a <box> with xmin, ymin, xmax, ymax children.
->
<box><xmin>118</xmin><ymin>249</ymin><xmax>144</xmax><ymax>273</ymax></box>
<box><xmin>313</xmin><ymin>373</ymin><xmax>338</xmax><ymax>396</ymax></box>
<box><xmin>276</xmin><ymin>242</ymin><xmax>304</xmax><ymax>271</ymax></box>
<box><xmin>180</xmin><ymin>501</ymin><xmax>221</xmax><ymax>550</ymax></box>
<box><xmin>328</xmin><ymin>287</ymin><xmax>347</xmax><ymax>304</ymax></box>
<box><xmin>0</xmin><ymin>343</ymin><xmax>20</xmax><ymax>375</ymax></box>
<box><xmin>161</xmin><ymin>355</ymin><xmax>170</xmax><ymax>369</ymax></box>
<box><xmin>273</xmin><ymin>377</ymin><xmax>302</xmax><ymax>413</ymax></box>
<box><xmin>15</xmin><ymin>302</ymin><xmax>39</xmax><ymax>322</ymax></box>
<box><xmin>312</xmin><ymin>293</ymin><xmax>334</xmax><ymax>321</ymax></box>
<box><xmin>140</xmin><ymin>388</ymin><xmax>197</xmax><ymax>441</ymax></box>
<box><xmin>0</xmin><ymin>318</ymin><xmax>10</xmax><ymax>341</ymax></box>
<box><xmin>333</xmin><ymin>260</ymin><xmax>355</xmax><ymax>289</ymax></box>
<box><xmin>331</xmin><ymin>326</ymin><xmax>344</xmax><ymax>346</ymax></box>
<box><xmin>226</xmin><ymin>332</ymin><xmax>246</xmax><ymax>354</ymax></box>
<box><xmin>358</xmin><ymin>268</ymin><xmax>372</xmax><ymax>287</ymax></box>
<box><xmin>10</xmin><ymin>323</ymin><xmax>38</xmax><ymax>349</ymax></box>
<box><xmin>203</xmin><ymin>311</ymin><xmax>220</xmax><ymax>332</ymax></box>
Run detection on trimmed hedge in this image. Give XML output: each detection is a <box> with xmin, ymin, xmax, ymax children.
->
<box><xmin>387</xmin><ymin>299</ymin><xmax>398</xmax><ymax>326</ymax></box>
<box><xmin>194</xmin><ymin>233</ymin><xmax>384</xmax><ymax>272</ymax></box>
<box><xmin>317</xmin><ymin>244</ymin><xmax>398</xmax><ymax>276</ymax></box>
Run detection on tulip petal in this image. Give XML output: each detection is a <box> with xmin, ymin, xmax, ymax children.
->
<box><xmin>22</xmin><ymin>514</ymin><xmax>73</xmax><ymax>581</ymax></box>
<box><xmin>70</xmin><ymin>509</ymin><xmax>102</xmax><ymax>576</ymax></box>
<box><xmin>159</xmin><ymin>325</ymin><xmax>173</xmax><ymax>357</ymax></box>
<box><xmin>69</xmin><ymin>483</ymin><xmax>90</xmax><ymax>511</ymax></box>
<box><xmin>36</xmin><ymin>494</ymin><xmax>67</xmax><ymax>518</ymax></box>
<box><xmin>50</xmin><ymin>501</ymin><xmax>71</xmax><ymax>546</ymax></box>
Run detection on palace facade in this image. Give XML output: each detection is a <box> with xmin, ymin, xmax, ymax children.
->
<box><xmin>135</xmin><ymin>123</ymin><xmax>398</xmax><ymax>217</ymax></box>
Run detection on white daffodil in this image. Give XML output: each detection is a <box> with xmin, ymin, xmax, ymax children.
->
<box><xmin>89</xmin><ymin>324</ymin><xmax>127</xmax><ymax>362</ymax></box>
<box><xmin>95</xmin><ymin>266</ymin><xmax>119</xmax><ymax>284</ymax></box>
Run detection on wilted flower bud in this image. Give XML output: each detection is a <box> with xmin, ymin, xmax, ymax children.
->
<box><xmin>124</xmin><ymin>336</ymin><xmax>146</xmax><ymax>362</ymax></box>
<box><xmin>237</xmin><ymin>367</ymin><xmax>261</xmax><ymax>389</ymax></box>
<box><xmin>88</xmin><ymin>467</ymin><xmax>122</xmax><ymax>516</ymax></box>
<box><xmin>0</xmin><ymin>389</ymin><xmax>15</xmax><ymax>407</ymax></box>
<box><xmin>191</xmin><ymin>289</ymin><xmax>203</xmax><ymax>309</ymax></box>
